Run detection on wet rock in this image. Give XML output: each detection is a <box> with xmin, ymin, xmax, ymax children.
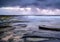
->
<box><xmin>0</xmin><ymin>26</ymin><xmax>15</xmax><ymax>32</ymax></box>
<box><xmin>0</xmin><ymin>26</ymin><xmax>12</xmax><ymax>28</ymax></box>
<box><xmin>39</xmin><ymin>26</ymin><xmax>60</xmax><ymax>31</ymax></box>
<box><xmin>8</xmin><ymin>38</ymin><xmax>14</xmax><ymax>42</ymax></box>
<box><xmin>0</xmin><ymin>40</ymin><xmax>6</xmax><ymax>42</ymax></box>
<box><xmin>15</xmin><ymin>24</ymin><xmax>27</xmax><ymax>28</ymax></box>
<box><xmin>0</xmin><ymin>31</ymin><xmax>4</xmax><ymax>34</ymax></box>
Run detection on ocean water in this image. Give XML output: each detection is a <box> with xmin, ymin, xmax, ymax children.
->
<box><xmin>0</xmin><ymin>15</ymin><xmax>60</xmax><ymax>42</ymax></box>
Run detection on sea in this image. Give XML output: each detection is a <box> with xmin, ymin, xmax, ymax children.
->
<box><xmin>0</xmin><ymin>15</ymin><xmax>60</xmax><ymax>42</ymax></box>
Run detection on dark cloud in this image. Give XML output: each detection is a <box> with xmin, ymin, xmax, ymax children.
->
<box><xmin>0</xmin><ymin>0</ymin><xmax>60</xmax><ymax>9</ymax></box>
<box><xmin>37</xmin><ymin>0</ymin><xmax>47</xmax><ymax>2</ymax></box>
<box><xmin>0</xmin><ymin>0</ymin><xmax>46</xmax><ymax>7</ymax></box>
<box><xmin>0</xmin><ymin>0</ymin><xmax>22</xmax><ymax>7</ymax></box>
<box><xmin>54</xmin><ymin>2</ymin><xmax>60</xmax><ymax>9</ymax></box>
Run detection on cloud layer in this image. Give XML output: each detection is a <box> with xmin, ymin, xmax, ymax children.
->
<box><xmin>0</xmin><ymin>0</ymin><xmax>60</xmax><ymax>15</ymax></box>
<box><xmin>0</xmin><ymin>7</ymin><xmax>60</xmax><ymax>15</ymax></box>
<box><xmin>0</xmin><ymin>0</ymin><xmax>60</xmax><ymax>9</ymax></box>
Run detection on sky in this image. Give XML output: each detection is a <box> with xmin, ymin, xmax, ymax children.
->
<box><xmin>0</xmin><ymin>0</ymin><xmax>60</xmax><ymax>15</ymax></box>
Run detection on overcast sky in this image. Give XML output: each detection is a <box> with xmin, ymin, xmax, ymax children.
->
<box><xmin>0</xmin><ymin>0</ymin><xmax>60</xmax><ymax>15</ymax></box>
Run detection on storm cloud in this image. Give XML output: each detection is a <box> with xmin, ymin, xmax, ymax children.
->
<box><xmin>0</xmin><ymin>0</ymin><xmax>60</xmax><ymax>9</ymax></box>
<box><xmin>0</xmin><ymin>0</ymin><xmax>60</xmax><ymax>15</ymax></box>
